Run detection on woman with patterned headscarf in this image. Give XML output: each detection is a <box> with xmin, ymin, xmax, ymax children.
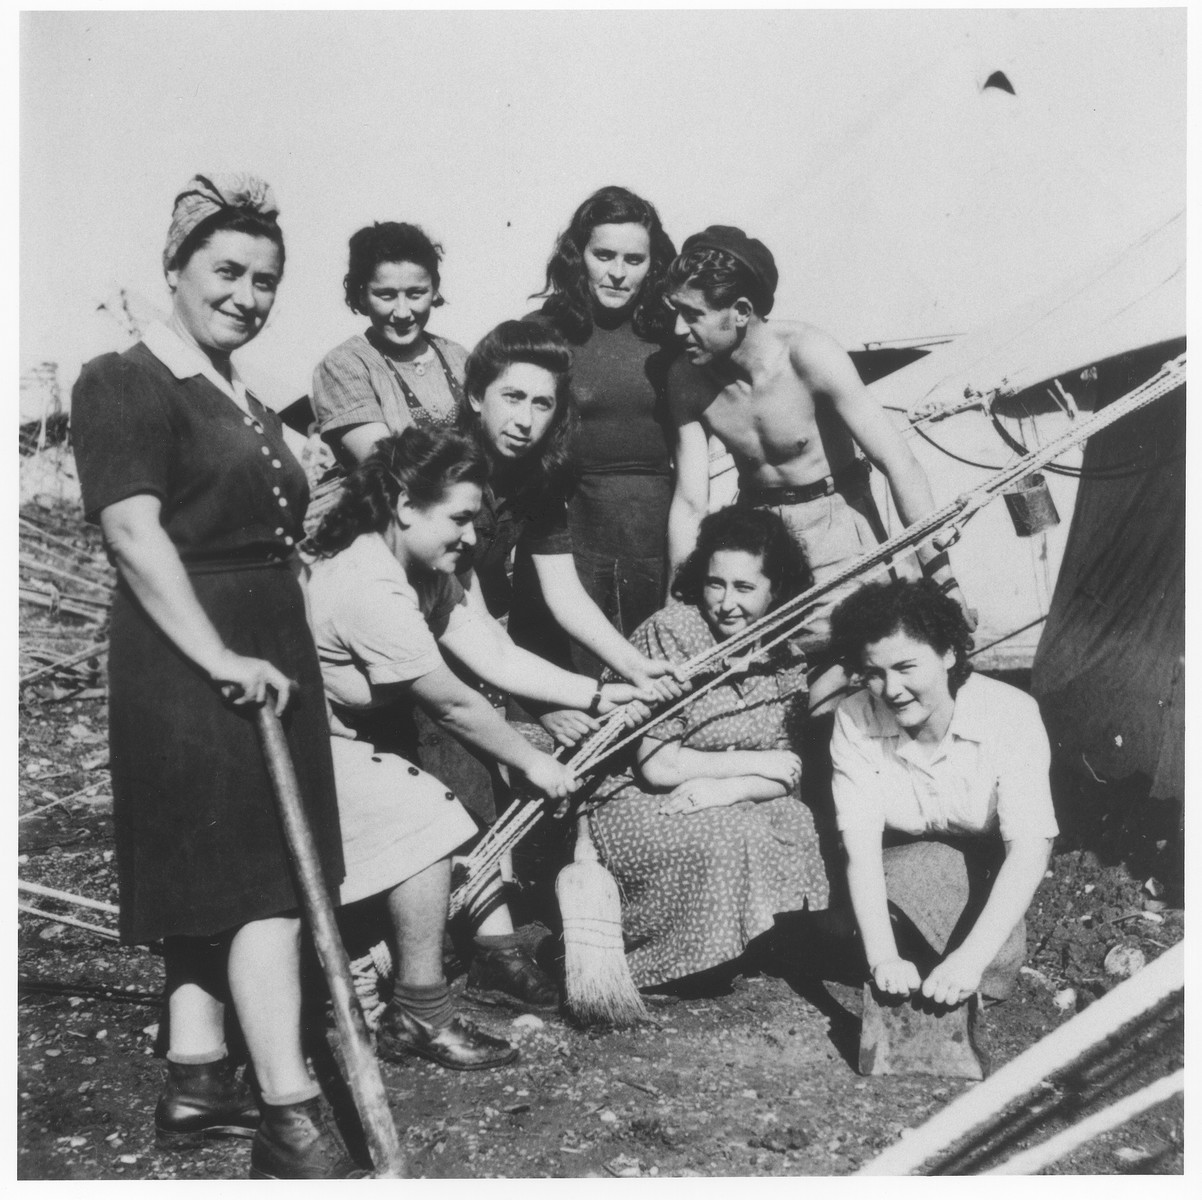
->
<box><xmin>71</xmin><ymin>173</ymin><xmax>360</xmax><ymax>1179</ymax></box>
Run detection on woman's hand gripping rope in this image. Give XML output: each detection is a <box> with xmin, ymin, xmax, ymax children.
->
<box><xmin>539</xmin><ymin>678</ymin><xmax>678</xmax><ymax>749</ymax></box>
<box><xmin>523</xmin><ymin>752</ymin><xmax>581</xmax><ymax>803</ymax></box>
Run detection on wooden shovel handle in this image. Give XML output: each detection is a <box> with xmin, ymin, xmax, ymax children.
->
<box><xmin>256</xmin><ymin>705</ymin><xmax>405</xmax><ymax>1178</ymax></box>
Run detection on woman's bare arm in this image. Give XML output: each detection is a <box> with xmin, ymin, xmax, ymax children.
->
<box><xmin>332</xmin><ymin>421</ymin><xmax>392</xmax><ymax>464</ymax></box>
<box><xmin>531</xmin><ymin>554</ymin><xmax>683</xmax><ymax>693</ymax></box>
<box><xmin>100</xmin><ymin>494</ymin><xmax>293</xmax><ymax>712</ymax></box>
<box><xmin>842</xmin><ymin>825</ymin><xmax>922</xmax><ymax>995</ymax></box>
<box><xmin>656</xmin><ymin>774</ymin><xmax>789</xmax><ymax>815</ymax></box>
<box><xmin>636</xmin><ymin>736</ymin><xmax>801</xmax><ymax>791</ymax></box>
<box><xmin>439</xmin><ymin>600</ymin><xmax>653</xmax><ymax>712</ymax></box>
<box><xmin>404</xmin><ymin>664</ymin><xmax>576</xmax><ymax>798</ymax></box>
<box><xmin>921</xmin><ymin>836</ymin><xmax>1053</xmax><ymax>1005</ymax></box>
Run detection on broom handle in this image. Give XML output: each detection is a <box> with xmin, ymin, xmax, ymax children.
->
<box><xmin>255</xmin><ymin>705</ymin><xmax>405</xmax><ymax>1179</ymax></box>
<box><xmin>575</xmin><ymin>812</ymin><xmax>600</xmax><ymax>864</ymax></box>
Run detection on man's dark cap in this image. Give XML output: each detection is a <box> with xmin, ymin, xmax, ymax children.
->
<box><xmin>681</xmin><ymin>225</ymin><xmax>779</xmax><ymax>302</ymax></box>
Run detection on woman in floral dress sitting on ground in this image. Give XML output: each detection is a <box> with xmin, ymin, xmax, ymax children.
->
<box><xmin>589</xmin><ymin>507</ymin><xmax>830</xmax><ymax>990</ymax></box>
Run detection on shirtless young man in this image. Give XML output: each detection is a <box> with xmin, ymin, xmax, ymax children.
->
<box><xmin>664</xmin><ymin>226</ymin><xmax>970</xmax><ymax>705</ymax></box>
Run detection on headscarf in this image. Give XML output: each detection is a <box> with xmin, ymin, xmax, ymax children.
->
<box><xmin>680</xmin><ymin>225</ymin><xmax>779</xmax><ymax>308</ymax></box>
<box><xmin>162</xmin><ymin>172</ymin><xmax>280</xmax><ymax>272</ymax></box>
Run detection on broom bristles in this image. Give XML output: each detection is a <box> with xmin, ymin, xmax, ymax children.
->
<box><xmin>557</xmin><ymin>857</ymin><xmax>647</xmax><ymax>1027</ymax></box>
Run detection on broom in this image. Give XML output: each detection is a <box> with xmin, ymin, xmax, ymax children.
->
<box><xmin>557</xmin><ymin>811</ymin><xmax>647</xmax><ymax>1027</ymax></box>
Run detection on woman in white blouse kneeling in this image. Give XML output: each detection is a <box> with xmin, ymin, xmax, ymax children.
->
<box><xmin>828</xmin><ymin>579</ymin><xmax>1058</xmax><ymax>1007</ymax></box>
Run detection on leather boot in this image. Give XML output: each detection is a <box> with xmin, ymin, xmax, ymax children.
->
<box><xmin>154</xmin><ymin>1056</ymin><xmax>259</xmax><ymax>1149</ymax></box>
<box><xmin>249</xmin><ymin>1094</ymin><xmax>366</xmax><ymax>1180</ymax></box>
<box><xmin>376</xmin><ymin>1002</ymin><xmax>518</xmax><ymax>1071</ymax></box>
<box><xmin>466</xmin><ymin>940</ymin><xmax>559</xmax><ymax>1010</ymax></box>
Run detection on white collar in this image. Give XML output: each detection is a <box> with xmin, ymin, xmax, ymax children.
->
<box><xmin>142</xmin><ymin>320</ymin><xmax>252</xmax><ymax>415</ymax></box>
<box><xmin>862</xmin><ymin>672</ymin><xmax>989</xmax><ymax>749</ymax></box>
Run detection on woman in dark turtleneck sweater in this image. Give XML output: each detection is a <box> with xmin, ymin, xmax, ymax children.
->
<box><xmin>514</xmin><ymin>185</ymin><xmax>714</xmax><ymax>676</ymax></box>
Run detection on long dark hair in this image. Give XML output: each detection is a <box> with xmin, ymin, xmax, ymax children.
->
<box><xmin>829</xmin><ymin>578</ymin><xmax>974</xmax><ymax>695</ymax></box>
<box><xmin>671</xmin><ymin>508</ymin><xmax>812</xmax><ymax>608</ymax></box>
<box><xmin>306</xmin><ymin>426</ymin><xmax>488</xmax><ymax>559</ymax></box>
<box><xmin>458</xmin><ymin>320</ymin><xmax>577</xmax><ymax>502</ymax></box>
<box><xmin>343</xmin><ymin>221</ymin><xmax>445</xmax><ymax>315</ymax></box>
<box><xmin>532</xmin><ymin>186</ymin><xmax>676</xmax><ymax>343</ymax></box>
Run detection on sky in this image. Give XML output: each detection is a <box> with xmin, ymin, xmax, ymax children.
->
<box><xmin>20</xmin><ymin>6</ymin><xmax>1186</xmax><ymax>410</ymax></box>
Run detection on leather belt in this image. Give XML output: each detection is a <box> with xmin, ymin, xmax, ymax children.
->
<box><xmin>183</xmin><ymin>550</ymin><xmax>295</xmax><ymax>575</ymax></box>
<box><xmin>737</xmin><ymin>458</ymin><xmax>870</xmax><ymax>508</ymax></box>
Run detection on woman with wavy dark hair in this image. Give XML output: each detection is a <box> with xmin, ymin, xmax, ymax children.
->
<box><xmin>828</xmin><ymin>578</ymin><xmax>1058</xmax><ymax>1009</ymax></box>
<box><xmin>513</xmin><ymin>186</ymin><xmax>716</xmax><ymax>678</ymax></box>
<box><xmin>455</xmin><ymin>320</ymin><xmax>682</xmax><ymax>746</ymax></box>
<box><xmin>410</xmin><ymin>320</ymin><xmax>681</xmax><ymax>1006</ymax></box>
<box><xmin>305</xmin><ymin>427</ymin><xmax>656</xmax><ymax>1019</ymax></box>
<box><xmin>534</xmin><ymin>187</ymin><xmax>677</xmax><ymax>343</ymax></box>
<box><xmin>307</xmin><ymin>221</ymin><xmax>467</xmax><ymax>527</ymax></box>
<box><xmin>587</xmin><ymin>508</ymin><xmax>829</xmax><ymax>991</ymax></box>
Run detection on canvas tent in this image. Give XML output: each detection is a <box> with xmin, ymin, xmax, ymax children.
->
<box><xmin>1030</xmin><ymin>343</ymin><xmax>1184</xmax><ymax>802</ymax></box>
<box><xmin>857</xmin><ymin>209</ymin><xmax>1184</xmax><ymax>661</ymax></box>
<box><xmin>860</xmin><ymin>212</ymin><xmax>1184</xmax><ymax>799</ymax></box>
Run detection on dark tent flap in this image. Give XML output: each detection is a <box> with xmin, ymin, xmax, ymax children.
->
<box><xmin>1030</xmin><ymin>344</ymin><xmax>1185</xmax><ymax>800</ymax></box>
<box><xmin>279</xmin><ymin>394</ymin><xmax>316</xmax><ymax>435</ymax></box>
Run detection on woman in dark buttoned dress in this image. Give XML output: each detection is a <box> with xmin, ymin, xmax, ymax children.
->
<box><xmin>71</xmin><ymin>173</ymin><xmax>358</xmax><ymax>1179</ymax></box>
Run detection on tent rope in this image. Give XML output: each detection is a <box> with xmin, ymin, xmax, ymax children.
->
<box><xmin>449</xmin><ymin>352</ymin><xmax>1185</xmax><ymax>916</ymax></box>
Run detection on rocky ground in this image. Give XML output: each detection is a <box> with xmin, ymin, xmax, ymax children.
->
<box><xmin>17</xmin><ymin>499</ymin><xmax>1184</xmax><ymax>1180</ymax></box>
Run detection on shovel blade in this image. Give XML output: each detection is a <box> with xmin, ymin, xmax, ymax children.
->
<box><xmin>858</xmin><ymin>983</ymin><xmax>985</xmax><ymax>1079</ymax></box>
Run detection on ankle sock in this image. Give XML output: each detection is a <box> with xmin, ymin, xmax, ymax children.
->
<box><xmin>392</xmin><ymin>980</ymin><xmax>455</xmax><ymax>1028</ymax></box>
<box><xmin>166</xmin><ymin>1044</ymin><xmax>228</xmax><ymax>1066</ymax></box>
<box><xmin>261</xmin><ymin>1082</ymin><xmax>322</xmax><ymax>1108</ymax></box>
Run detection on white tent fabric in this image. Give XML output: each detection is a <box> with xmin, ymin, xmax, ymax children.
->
<box><xmin>870</xmin><ymin>211</ymin><xmax>1185</xmax><ymax>419</ymax></box>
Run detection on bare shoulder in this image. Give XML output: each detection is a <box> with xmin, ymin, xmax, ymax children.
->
<box><xmin>779</xmin><ymin>322</ymin><xmax>850</xmax><ymax>376</ymax></box>
<box><xmin>775</xmin><ymin>325</ymin><xmax>864</xmax><ymax>407</ymax></box>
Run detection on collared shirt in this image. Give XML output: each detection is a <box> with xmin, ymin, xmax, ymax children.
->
<box><xmin>307</xmin><ymin>533</ymin><xmax>481</xmax><ymax>738</ymax></box>
<box><xmin>142</xmin><ymin>320</ymin><xmax>252</xmax><ymax>415</ymax></box>
<box><xmin>831</xmin><ymin>673</ymin><xmax>1059</xmax><ymax>843</ymax></box>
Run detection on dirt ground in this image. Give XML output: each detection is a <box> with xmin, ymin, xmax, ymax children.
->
<box><xmin>17</xmin><ymin>505</ymin><xmax>1184</xmax><ymax>1180</ymax></box>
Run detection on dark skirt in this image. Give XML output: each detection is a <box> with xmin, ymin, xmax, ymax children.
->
<box><xmin>883</xmin><ymin>838</ymin><xmax>1025</xmax><ymax>1001</ymax></box>
<box><xmin>107</xmin><ymin>564</ymin><xmax>343</xmax><ymax>944</ymax></box>
<box><xmin>509</xmin><ymin>471</ymin><xmax>671</xmax><ymax>677</ymax></box>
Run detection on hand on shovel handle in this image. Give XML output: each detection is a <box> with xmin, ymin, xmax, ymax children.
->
<box><xmin>213</xmin><ymin>650</ymin><xmax>294</xmax><ymax>712</ymax></box>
